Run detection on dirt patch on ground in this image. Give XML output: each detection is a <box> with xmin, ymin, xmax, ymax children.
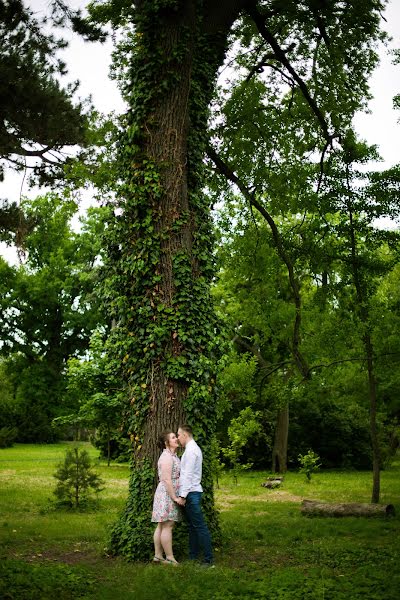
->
<box><xmin>104</xmin><ymin>478</ymin><xmax>128</xmax><ymax>488</ymax></box>
<box><xmin>259</xmin><ymin>490</ymin><xmax>303</xmax><ymax>503</ymax></box>
<box><xmin>0</xmin><ymin>469</ymin><xmax>17</xmax><ymax>477</ymax></box>
<box><xmin>14</xmin><ymin>544</ymin><xmax>107</xmax><ymax>567</ymax></box>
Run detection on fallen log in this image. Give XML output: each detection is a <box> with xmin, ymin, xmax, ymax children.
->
<box><xmin>261</xmin><ymin>479</ymin><xmax>283</xmax><ymax>489</ymax></box>
<box><xmin>301</xmin><ymin>499</ymin><xmax>395</xmax><ymax>517</ymax></box>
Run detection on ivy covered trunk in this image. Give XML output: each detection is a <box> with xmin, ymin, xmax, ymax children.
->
<box><xmin>105</xmin><ymin>0</ymin><xmax>250</xmax><ymax>560</ymax></box>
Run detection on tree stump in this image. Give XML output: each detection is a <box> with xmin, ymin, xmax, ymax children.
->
<box><xmin>301</xmin><ymin>499</ymin><xmax>395</xmax><ymax>517</ymax></box>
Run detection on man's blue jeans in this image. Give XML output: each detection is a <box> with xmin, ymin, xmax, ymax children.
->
<box><xmin>184</xmin><ymin>492</ymin><xmax>213</xmax><ymax>564</ymax></box>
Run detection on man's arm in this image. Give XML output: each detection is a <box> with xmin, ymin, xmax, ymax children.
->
<box><xmin>179</xmin><ymin>447</ymin><xmax>197</xmax><ymax>498</ymax></box>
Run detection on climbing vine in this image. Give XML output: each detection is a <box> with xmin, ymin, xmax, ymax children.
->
<box><xmin>101</xmin><ymin>0</ymin><xmax>227</xmax><ymax>560</ymax></box>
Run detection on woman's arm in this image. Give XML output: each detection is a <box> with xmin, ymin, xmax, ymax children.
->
<box><xmin>159</xmin><ymin>455</ymin><xmax>180</xmax><ymax>502</ymax></box>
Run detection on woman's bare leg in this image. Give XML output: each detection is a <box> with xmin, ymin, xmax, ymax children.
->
<box><xmin>160</xmin><ymin>521</ymin><xmax>177</xmax><ymax>562</ymax></box>
<box><xmin>153</xmin><ymin>523</ymin><xmax>163</xmax><ymax>559</ymax></box>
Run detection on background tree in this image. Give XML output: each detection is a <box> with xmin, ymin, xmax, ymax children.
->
<box><xmin>0</xmin><ymin>0</ymin><xmax>90</xmax><ymax>186</ymax></box>
<box><xmin>0</xmin><ymin>194</ymin><xmax>104</xmax><ymax>441</ymax></box>
<box><xmin>212</xmin><ymin>210</ymin><xmax>374</xmax><ymax>472</ymax></box>
<box><xmin>59</xmin><ymin>330</ymin><xmax>129</xmax><ymax>465</ymax></box>
<box><xmin>314</xmin><ymin>144</ymin><xmax>400</xmax><ymax>502</ymax></box>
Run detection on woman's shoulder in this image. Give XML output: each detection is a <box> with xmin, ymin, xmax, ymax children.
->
<box><xmin>159</xmin><ymin>449</ymin><xmax>173</xmax><ymax>461</ymax></box>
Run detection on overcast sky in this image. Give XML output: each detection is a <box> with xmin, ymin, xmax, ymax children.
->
<box><xmin>1</xmin><ymin>0</ymin><xmax>399</xmax><ymax>263</ymax></box>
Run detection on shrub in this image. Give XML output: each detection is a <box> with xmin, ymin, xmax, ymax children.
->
<box><xmin>53</xmin><ymin>447</ymin><xmax>104</xmax><ymax>508</ymax></box>
<box><xmin>222</xmin><ymin>407</ymin><xmax>262</xmax><ymax>484</ymax></box>
<box><xmin>0</xmin><ymin>426</ymin><xmax>18</xmax><ymax>448</ymax></box>
<box><xmin>298</xmin><ymin>449</ymin><xmax>321</xmax><ymax>482</ymax></box>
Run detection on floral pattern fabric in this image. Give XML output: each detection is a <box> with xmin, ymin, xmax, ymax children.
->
<box><xmin>151</xmin><ymin>449</ymin><xmax>182</xmax><ymax>522</ymax></box>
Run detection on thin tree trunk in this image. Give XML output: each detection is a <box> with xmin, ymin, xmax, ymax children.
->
<box><xmin>107</xmin><ymin>425</ymin><xmax>111</xmax><ymax>467</ymax></box>
<box><xmin>347</xmin><ymin>193</ymin><xmax>381</xmax><ymax>503</ymax></box>
<box><xmin>272</xmin><ymin>403</ymin><xmax>289</xmax><ymax>473</ymax></box>
<box><xmin>365</xmin><ymin>334</ymin><xmax>380</xmax><ymax>503</ymax></box>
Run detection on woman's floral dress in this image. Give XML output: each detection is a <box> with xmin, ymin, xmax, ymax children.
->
<box><xmin>151</xmin><ymin>449</ymin><xmax>182</xmax><ymax>522</ymax></box>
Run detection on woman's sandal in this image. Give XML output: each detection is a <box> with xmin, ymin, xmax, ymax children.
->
<box><xmin>152</xmin><ymin>556</ymin><xmax>166</xmax><ymax>563</ymax></box>
<box><xmin>163</xmin><ymin>558</ymin><xmax>179</xmax><ymax>566</ymax></box>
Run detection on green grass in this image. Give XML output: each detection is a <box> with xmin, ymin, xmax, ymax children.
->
<box><xmin>1</xmin><ymin>443</ymin><xmax>399</xmax><ymax>599</ymax></box>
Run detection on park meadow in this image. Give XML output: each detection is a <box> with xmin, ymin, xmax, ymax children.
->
<box><xmin>1</xmin><ymin>442</ymin><xmax>399</xmax><ymax>600</ymax></box>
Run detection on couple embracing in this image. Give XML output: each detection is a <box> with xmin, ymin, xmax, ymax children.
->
<box><xmin>151</xmin><ymin>425</ymin><xmax>214</xmax><ymax>567</ymax></box>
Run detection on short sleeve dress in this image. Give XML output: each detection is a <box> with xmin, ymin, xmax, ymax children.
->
<box><xmin>151</xmin><ymin>449</ymin><xmax>182</xmax><ymax>523</ymax></box>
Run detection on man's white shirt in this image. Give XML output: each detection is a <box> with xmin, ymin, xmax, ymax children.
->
<box><xmin>179</xmin><ymin>439</ymin><xmax>203</xmax><ymax>498</ymax></box>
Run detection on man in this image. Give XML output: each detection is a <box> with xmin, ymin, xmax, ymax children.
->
<box><xmin>177</xmin><ymin>425</ymin><xmax>214</xmax><ymax>566</ymax></box>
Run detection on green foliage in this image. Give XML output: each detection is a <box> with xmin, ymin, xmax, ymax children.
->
<box><xmin>53</xmin><ymin>447</ymin><xmax>104</xmax><ymax>509</ymax></box>
<box><xmin>0</xmin><ymin>195</ymin><xmax>105</xmax><ymax>442</ymax></box>
<box><xmin>212</xmin><ymin>134</ymin><xmax>400</xmax><ymax>488</ymax></box>
<box><xmin>288</xmin><ymin>379</ymin><xmax>373</xmax><ymax>470</ymax></box>
<box><xmin>58</xmin><ymin>330</ymin><xmax>127</xmax><ymax>463</ymax></box>
<box><xmin>108</xmin><ymin>457</ymin><xmax>155</xmax><ymax>559</ymax></box>
<box><xmin>210</xmin><ymin>436</ymin><xmax>225</xmax><ymax>488</ymax></box>
<box><xmin>0</xmin><ymin>425</ymin><xmax>17</xmax><ymax>448</ymax></box>
<box><xmin>92</xmin><ymin>428</ymin><xmax>132</xmax><ymax>463</ymax></box>
<box><xmin>222</xmin><ymin>407</ymin><xmax>262</xmax><ymax>484</ymax></box>
<box><xmin>0</xmin><ymin>357</ymin><xmax>65</xmax><ymax>443</ymax></box>
<box><xmin>218</xmin><ymin>353</ymin><xmax>258</xmax><ymax>416</ymax></box>
<box><xmin>298</xmin><ymin>450</ymin><xmax>321</xmax><ymax>482</ymax></box>
<box><xmin>0</xmin><ymin>0</ymin><xmax>89</xmax><ymax>185</ymax></box>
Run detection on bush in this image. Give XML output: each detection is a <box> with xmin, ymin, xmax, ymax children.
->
<box><xmin>53</xmin><ymin>447</ymin><xmax>104</xmax><ymax>508</ymax></box>
<box><xmin>298</xmin><ymin>449</ymin><xmax>321</xmax><ymax>482</ymax></box>
<box><xmin>0</xmin><ymin>426</ymin><xmax>18</xmax><ymax>448</ymax></box>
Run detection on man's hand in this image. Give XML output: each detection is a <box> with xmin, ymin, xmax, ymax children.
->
<box><xmin>175</xmin><ymin>497</ymin><xmax>186</xmax><ymax>506</ymax></box>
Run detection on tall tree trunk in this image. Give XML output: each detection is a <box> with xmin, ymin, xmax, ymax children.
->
<box><xmin>106</xmin><ymin>0</ymin><xmax>252</xmax><ymax>561</ymax></box>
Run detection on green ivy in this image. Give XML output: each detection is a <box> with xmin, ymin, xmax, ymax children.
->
<box><xmin>100</xmin><ymin>1</ymin><xmax>227</xmax><ymax>560</ymax></box>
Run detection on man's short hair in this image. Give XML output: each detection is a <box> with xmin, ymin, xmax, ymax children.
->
<box><xmin>179</xmin><ymin>424</ymin><xmax>193</xmax><ymax>436</ymax></box>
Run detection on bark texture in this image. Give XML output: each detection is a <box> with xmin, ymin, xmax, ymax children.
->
<box><xmin>135</xmin><ymin>0</ymin><xmax>254</xmax><ymax>473</ymax></box>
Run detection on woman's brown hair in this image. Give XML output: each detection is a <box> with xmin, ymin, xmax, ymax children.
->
<box><xmin>158</xmin><ymin>431</ymin><xmax>174</xmax><ymax>450</ymax></box>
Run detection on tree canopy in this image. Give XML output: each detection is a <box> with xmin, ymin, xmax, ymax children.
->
<box><xmin>0</xmin><ymin>0</ymin><xmax>90</xmax><ymax>187</ymax></box>
<box><xmin>0</xmin><ymin>194</ymin><xmax>104</xmax><ymax>441</ymax></box>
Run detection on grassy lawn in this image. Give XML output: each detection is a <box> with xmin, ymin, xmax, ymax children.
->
<box><xmin>0</xmin><ymin>443</ymin><xmax>399</xmax><ymax>599</ymax></box>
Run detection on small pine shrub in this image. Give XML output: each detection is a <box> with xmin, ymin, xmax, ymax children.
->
<box><xmin>53</xmin><ymin>447</ymin><xmax>104</xmax><ymax>509</ymax></box>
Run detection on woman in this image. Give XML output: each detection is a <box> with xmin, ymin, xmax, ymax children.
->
<box><xmin>151</xmin><ymin>431</ymin><xmax>183</xmax><ymax>564</ymax></box>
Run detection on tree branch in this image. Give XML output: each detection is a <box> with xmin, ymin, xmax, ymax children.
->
<box><xmin>246</xmin><ymin>4</ymin><xmax>332</xmax><ymax>144</ymax></box>
<box><xmin>208</xmin><ymin>145</ymin><xmax>310</xmax><ymax>379</ymax></box>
